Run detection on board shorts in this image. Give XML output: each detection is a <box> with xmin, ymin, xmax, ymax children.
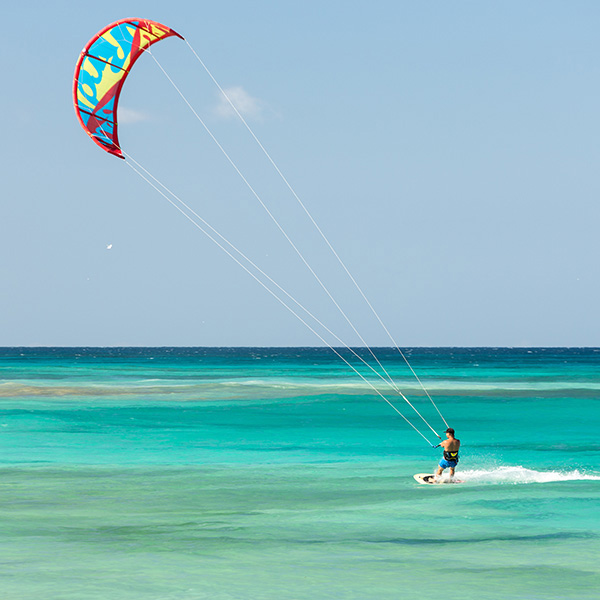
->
<box><xmin>438</xmin><ymin>459</ymin><xmax>458</xmax><ymax>469</ymax></box>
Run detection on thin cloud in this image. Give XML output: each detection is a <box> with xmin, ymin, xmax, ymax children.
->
<box><xmin>215</xmin><ymin>86</ymin><xmax>263</xmax><ymax>120</ymax></box>
<box><xmin>118</xmin><ymin>107</ymin><xmax>150</xmax><ymax>124</ymax></box>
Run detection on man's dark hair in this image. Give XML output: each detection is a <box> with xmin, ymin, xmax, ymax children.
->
<box><xmin>445</xmin><ymin>428</ymin><xmax>455</xmax><ymax>435</ymax></box>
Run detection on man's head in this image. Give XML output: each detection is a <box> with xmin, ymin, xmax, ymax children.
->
<box><xmin>445</xmin><ymin>427</ymin><xmax>455</xmax><ymax>437</ymax></box>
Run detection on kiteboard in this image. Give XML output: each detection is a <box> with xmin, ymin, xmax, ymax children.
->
<box><xmin>414</xmin><ymin>473</ymin><xmax>463</xmax><ymax>485</ymax></box>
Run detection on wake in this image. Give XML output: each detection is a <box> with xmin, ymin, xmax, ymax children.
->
<box><xmin>458</xmin><ymin>465</ymin><xmax>600</xmax><ymax>484</ymax></box>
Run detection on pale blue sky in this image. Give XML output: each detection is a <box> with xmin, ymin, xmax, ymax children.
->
<box><xmin>1</xmin><ymin>1</ymin><xmax>599</xmax><ymax>346</ymax></box>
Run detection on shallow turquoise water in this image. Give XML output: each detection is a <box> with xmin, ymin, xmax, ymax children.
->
<box><xmin>0</xmin><ymin>347</ymin><xmax>598</xmax><ymax>599</ymax></box>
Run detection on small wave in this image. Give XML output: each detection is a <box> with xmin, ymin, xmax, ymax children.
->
<box><xmin>459</xmin><ymin>466</ymin><xmax>600</xmax><ymax>484</ymax></box>
<box><xmin>2</xmin><ymin>377</ymin><xmax>599</xmax><ymax>400</ymax></box>
<box><xmin>0</xmin><ymin>382</ymin><xmax>195</xmax><ymax>398</ymax></box>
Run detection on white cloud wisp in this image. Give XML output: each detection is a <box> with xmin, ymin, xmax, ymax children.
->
<box><xmin>215</xmin><ymin>86</ymin><xmax>263</xmax><ymax>120</ymax></box>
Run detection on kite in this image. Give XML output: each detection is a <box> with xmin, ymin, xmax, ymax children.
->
<box><xmin>73</xmin><ymin>18</ymin><xmax>184</xmax><ymax>158</ymax></box>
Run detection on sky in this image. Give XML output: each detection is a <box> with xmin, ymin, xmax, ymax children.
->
<box><xmin>1</xmin><ymin>1</ymin><xmax>599</xmax><ymax>347</ymax></box>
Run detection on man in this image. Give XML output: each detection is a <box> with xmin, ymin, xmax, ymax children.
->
<box><xmin>434</xmin><ymin>427</ymin><xmax>460</xmax><ymax>480</ymax></box>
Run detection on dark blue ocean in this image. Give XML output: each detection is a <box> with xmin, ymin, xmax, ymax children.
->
<box><xmin>0</xmin><ymin>347</ymin><xmax>598</xmax><ymax>599</ymax></box>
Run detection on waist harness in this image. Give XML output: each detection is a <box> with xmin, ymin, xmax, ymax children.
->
<box><xmin>443</xmin><ymin>450</ymin><xmax>459</xmax><ymax>462</ymax></box>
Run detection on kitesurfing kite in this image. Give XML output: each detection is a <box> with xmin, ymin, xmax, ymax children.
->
<box><xmin>73</xmin><ymin>18</ymin><xmax>183</xmax><ymax>158</ymax></box>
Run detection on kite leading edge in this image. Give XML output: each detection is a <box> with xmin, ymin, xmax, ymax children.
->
<box><xmin>73</xmin><ymin>18</ymin><xmax>184</xmax><ymax>158</ymax></box>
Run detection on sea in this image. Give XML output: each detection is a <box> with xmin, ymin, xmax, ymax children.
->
<box><xmin>0</xmin><ymin>346</ymin><xmax>598</xmax><ymax>600</ymax></box>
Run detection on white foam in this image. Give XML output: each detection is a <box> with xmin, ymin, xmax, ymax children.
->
<box><xmin>459</xmin><ymin>465</ymin><xmax>600</xmax><ymax>484</ymax></box>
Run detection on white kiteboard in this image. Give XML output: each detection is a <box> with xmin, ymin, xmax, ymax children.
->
<box><xmin>414</xmin><ymin>473</ymin><xmax>463</xmax><ymax>485</ymax></box>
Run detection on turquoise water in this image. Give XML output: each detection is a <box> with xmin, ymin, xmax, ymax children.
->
<box><xmin>0</xmin><ymin>347</ymin><xmax>598</xmax><ymax>599</ymax></box>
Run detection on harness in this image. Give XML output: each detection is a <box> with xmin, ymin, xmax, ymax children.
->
<box><xmin>443</xmin><ymin>450</ymin><xmax>459</xmax><ymax>463</ymax></box>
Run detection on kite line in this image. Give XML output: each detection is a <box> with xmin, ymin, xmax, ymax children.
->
<box><xmin>123</xmin><ymin>154</ymin><xmax>437</xmax><ymax>445</ymax></box>
<box><xmin>72</xmin><ymin>18</ymin><xmax>450</xmax><ymax>444</ymax></box>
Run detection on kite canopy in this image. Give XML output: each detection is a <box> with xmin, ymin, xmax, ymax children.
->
<box><xmin>73</xmin><ymin>18</ymin><xmax>184</xmax><ymax>158</ymax></box>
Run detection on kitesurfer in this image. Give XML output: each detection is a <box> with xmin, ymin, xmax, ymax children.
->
<box><xmin>434</xmin><ymin>427</ymin><xmax>460</xmax><ymax>480</ymax></box>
